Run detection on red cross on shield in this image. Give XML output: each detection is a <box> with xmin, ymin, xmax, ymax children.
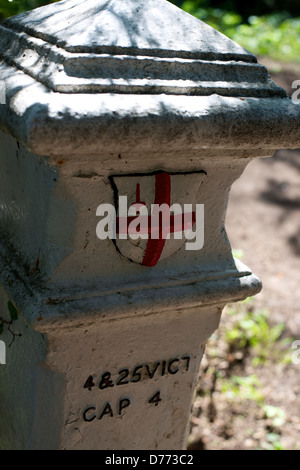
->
<box><xmin>111</xmin><ymin>171</ymin><xmax>206</xmax><ymax>266</ymax></box>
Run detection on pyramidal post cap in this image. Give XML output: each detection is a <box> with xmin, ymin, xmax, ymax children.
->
<box><xmin>3</xmin><ymin>0</ymin><xmax>256</xmax><ymax>59</ymax></box>
<box><xmin>0</xmin><ymin>0</ymin><xmax>285</xmax><ymax>96</ymax></box>
<box><xmin>0</xmin><ymin>0</ymin><xmax>299</xmax><ymax>156</ymax></box>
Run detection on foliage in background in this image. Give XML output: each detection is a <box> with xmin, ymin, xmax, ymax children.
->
<box><xmin>225</xmin><ymin>297</ymin><xmax>293</xmax><ymax>366</ymax></box>
<box><xmin>172</xmin><ymin>0</ymin><xmax>300</xmax><ymax>19</ymax></box>
<box><xmin>0</xmin><ymin>0</ymin><xmax>57</xmax><ymax>21</ymax></box>
<box><xmin>179</xmin><ymin>2</ymin><xmax>300</xmax><ymax>62</ymax></box>
<box><xmin>189</xmin><ymin>296</ymin><xmax>296</xmax><ymax>450</ymax></box>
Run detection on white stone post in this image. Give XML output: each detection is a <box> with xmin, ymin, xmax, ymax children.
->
<box><xmin>0</xmin><ymin>0</ymin><xmax>299</xmax><ymax>451</ymax></box>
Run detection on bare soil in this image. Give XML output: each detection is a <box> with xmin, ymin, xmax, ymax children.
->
<box><xmin>228</xmin><ymin>56</ymin><xmax>300</xmax><ymax>335</ymax></box>
<box><xmin>187</xmin><ymin>58</ymin><xmax>300</xmax><ymax>450</ymax></box>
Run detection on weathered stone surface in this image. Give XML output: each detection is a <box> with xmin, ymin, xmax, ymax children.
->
<box><xmin>0</xmin><ymin>129</ymin><xmax>261</xmax><ymax>322</ymax></box>
<box><xmin>0</xmin><ymin>0</ymin><xmax>299</xmax><ymax>155</ymax></box>
<box><xmin>3</xmin><ymin>0</ymin><xmax>256</xmax><ymax>59</ymax></box>
<box><xmin>0</xmin><ymin>0</ymin><xmax>298</xmax><ymax>451</ymax></box>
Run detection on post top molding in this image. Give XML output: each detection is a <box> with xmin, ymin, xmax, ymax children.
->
<box><xmin>0</xmin><ymin>0</ymin><xmax>285</xmax><ymax>98</ymax></box>
<box><xmin>0</xmin><ymin>0</ymin><xmax>299</xmax><ymax>154</ymax></box>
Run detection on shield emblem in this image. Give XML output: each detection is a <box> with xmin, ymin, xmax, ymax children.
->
<box><xmin>111</xmin><ymin>171</ymin><xmax>206</xmax><ymax>266</ymax></box>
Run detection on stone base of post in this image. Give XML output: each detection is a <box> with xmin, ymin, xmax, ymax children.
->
<box><xmin>0</xmin><ymin>261</ymin><xmax>260</xmax><ymax>450</ymax></box>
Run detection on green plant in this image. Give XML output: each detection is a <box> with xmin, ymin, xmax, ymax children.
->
<box><xmin>221</xmin><ymin>374</ymin><xmax>265</xmax><ymax>404</ymax></box>
<box><xmin>261</xmin><ymin>432</ymin><xmax>284</xmax><ymax>450</ymax></box>
<box><xmin>232</xmin><ymin>15</ymin><xmax>300</xmax><ymax>63</ymax></box>
<box><xmin>192</xmin><ymin>295</ymin><xmax>295</xmax><ymax>449</ymax></box>
<box><xmin>232</xmin><ymin>248</ymin><xmax>244</xmax><ymax>260</ymax></box>
<box><xmin>0</xmin><ymin>0</ymin><xmax>58</xmax><ymax>21</ymax></box>
<box><xmin>224</xmin><ymin>298</ymin><xmax>293</xmax><ymax>366</ymax></box>
<box><xmin>180</xmin><ymin>2</ymin><xmax>300</xmax><ymax>63</ymax></box>
<box><xmin>263</xmin><ymin>405</ymin><xmax>286</xmax><ymax>428</ymax></box>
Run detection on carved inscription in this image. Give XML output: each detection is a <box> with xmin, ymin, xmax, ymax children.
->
<box><xmin>83</xmin><ymin>355</ymin><xmax>191</xmax><ymax>422</ymax></box>
<box><xmin>83</xmin><ymin>398</ymin><xmax>131</xmax><ymax>422</ymax></box>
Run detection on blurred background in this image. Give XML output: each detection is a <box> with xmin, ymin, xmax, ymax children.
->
<box><xmin>0</xmin><ymin>0</ymin><xmax>299</xmax><ymax>451</ymax></box>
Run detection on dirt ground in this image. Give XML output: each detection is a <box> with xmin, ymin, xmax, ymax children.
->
<box><xmin>188</xmin><ymin>58</ymin><xmax>300</xmax><ymax>450</ymax></box>
<box><xmin>227</xmin><ymin>57</ymin><xmax>300</xmax><ymax>334</ymax></box>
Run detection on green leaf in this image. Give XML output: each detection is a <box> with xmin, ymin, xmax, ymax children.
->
<box><xmin>232</xmin><ymin>249</ymin><xmax>244</xmax><ymax>260</ymax></box>
<box><xmin>263</xmin><ymin>405</ymin><xmax>286</xmax><ymax>427</ymax></box>
<box><xmin>7</xmin><ymin>301</ymin><xmax>18</xmax><ymax>321</ymax></box>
